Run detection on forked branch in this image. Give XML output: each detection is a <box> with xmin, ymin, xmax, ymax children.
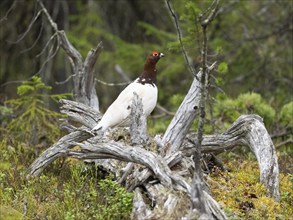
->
<box><xmin>36</xmin><ymin>0</ymin><xmax>102</xmax><ymax>108</ymax></box>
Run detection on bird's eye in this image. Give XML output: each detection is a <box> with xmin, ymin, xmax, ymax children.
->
<box><xmin>153</xmin><ymin>53</ymin><xmax>158</xmax><ymax>56</ymax></box>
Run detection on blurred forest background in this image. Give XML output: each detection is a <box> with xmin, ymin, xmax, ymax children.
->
<box><xmin>0</xmin><ymin>0</ymin><xmax>292</xmax><ymax>219</ymax></box>
<box><xmin>0</xmin><ymin>0</ymin><xmax>292</xmax><ymax>131</ymax></box>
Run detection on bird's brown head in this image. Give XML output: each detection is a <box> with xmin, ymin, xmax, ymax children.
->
<box><xmin>140</xmin><ymin>51</ymin><xmax>164</xmax><ymax>85</ymax></box>
<box><xmin>146</xmin><ymin>51</ymin><xmax>165</xmax><ymax>65</ymax></box>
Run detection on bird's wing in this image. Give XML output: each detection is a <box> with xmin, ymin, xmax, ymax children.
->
<box><xmin>96</xmin><ymin>82</ymin><xmax>139</xmax><ymax>130</ymax></box>
<box><xmin>94</xmin><ymin>81</ymin><xmax>158</xmax><ymax>130</ymax></box>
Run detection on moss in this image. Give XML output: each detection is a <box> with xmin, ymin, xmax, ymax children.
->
<box><xmin>209</xmin><ymin>160</ymin><xmax>293</xmax><ymax>219</ymax></box>
<box><xmin>0</xmin><ymin>205</ymin><xmax>23</xmax><ymax>220</ymax></box>
<box><xmin>279</xmin><ymin>101</ymin><xmax>293</xmax><ymax>127</ymax></box>
<box><xmin>0</xmin><ymin>152</ymin><xmax>133</xmax><ymax>220</ymax></box>
<box><xmin>213</xmin><ymin>92</ymin><xmax>276</xmax><ymax>131</ymax></box>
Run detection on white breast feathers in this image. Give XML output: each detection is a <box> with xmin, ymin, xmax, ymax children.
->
<box><xmin>92</xmin><ymin>79</ymin><xmax>158</xmax><ymax>131</ymax></box>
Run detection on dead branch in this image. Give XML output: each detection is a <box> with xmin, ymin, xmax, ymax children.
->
<box><xmin>161</xmin><ymin>62</ymin><xmax>217</xmax><ymax>154</ymax></box>
<box><xmin>28</xmin><ymin>97</ymin><xmax>280</xmax><ymax>218</ymax></box>
<box><xmin>27</xmin><ymin>129</ymin><xmax>93</xmax><ymax>177</ymax></box>
<box><xmin>184</xmin><ymin>114</ymin><xmax>280</xmax><ymax>201</ymax></box>
<box><xmin>165</xmin><ymin>0</ymin><xmax>197</xmax><ymax>79</ymax></box>
<box><xmin>0</xmin><ymin>0</ymin><xmax>17</xmax><ymax>23</ymax></box>
<box><xmin>36</xmin><ymin>0</ymin><xmax>102</xmax><ymax>109</ymax></box>
<box><xmin>191</xmin><ymin>1</ymin><xmax>219</xmax><ymax>215</ymax></box>
<box><xmin>130</xmin><ymin>92</ymin><xmax>148</xmax><ymax>145</ymax></box>
<box><xmin>276</xmin><ymin>138</ymin><xmax>293</xmax><ymax>149</ymax></box>
<box><xmin>7</xmin><ymin>8</ymin><xmax>43</xmax><ymax>44</ymax></box>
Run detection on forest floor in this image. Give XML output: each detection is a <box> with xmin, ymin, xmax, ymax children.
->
<box><xmin>0</xmin><ymin>139</ymin><xmax>292</xmax><ymax>219</ymax></box>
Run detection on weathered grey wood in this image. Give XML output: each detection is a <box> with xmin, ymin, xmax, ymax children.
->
<box><xmin>27</xmin><ymin>96</ymin><xmax>280</xmax><ymax>219</ymax></box>
<box><xmin>133</xmin><ymin>179</ymin><xmax>226</xmax><ymax>219</ymax></box>
<box><xmin>131</xmin><ymin>188</ymin><xmax>152</xmax><ymax>220</ymax></box>
<box><xmin>34</xmin><ymin>1</ymin><xmax>228</xmax><ymax>218</ymax></box>
<box><xmin>184</xmin><ymin>114</ymin><xmax>280</xmax><ymax>201</ymax></box>
<box><xmin>37</xmin><ymin>0</ymin><xmax>102</xmax><ymax>109</ymax></box>
<box><xmin>163</xmin><ymin>193</ymin><xmax>178</xmax><ymax>214</ymax></box>
<box><xmin>130</xmin><ymin>92</ymin><xmax>148</xmax><ymax>145</ymax></box>
<box><xmin>118</xmin><ymin>162</ymin><xmax>134</xmax><ymax>185</ymax></box>
<box><xmin>126</xmin><ymin>151</ymin><xmax>183</xmax><ymax>191</ymax></box>
<box><xmin>84</xmin><ymin>42</ymin><xmax>103</xmax><ymax>109</ymax></box>
<box><xmin>204</xmin><ymin>191</ymin><xmax>228</xmax><ymax>220</ymax></box>
<box><xmin>29</xmin><ymin>98</ymin><xmax>280</xmax><ymax>202</ymax></box>
<box><xmin>59</xmin><ymin>99</ymin><xmax>101</xmax><ymax>129</ymax></box>
<box><xmin>190</xmin><ymin>171</ymin><xmax>211</xmax><ymax>218</ymax></box>
<box><xmin>161</xmin><ymin>75</ymin><xmax>201</xmax><ymax>153</ymax></box>
<box><xmin>27</xmin><ymin>128</ymin><xmax>93</xmax><ymax>177</ymax></box>
<box><xmin>61</xmin><ymin>32</ymin><xmax>102</xmax><ymax>109</ymax></box>
<box><xmin>161</xmin><ymin>62</ymin><xmax>217</xmax><ymax>154</ymax></box>
<box><xmin>66</xmin><ymin>141</ymin><xmax>173</xmax><ymax>187</ymax></box>
<box><xmin>242</xmin><ymin>115</ymin><xmax>280</xmax><ymax>201</ymax></box>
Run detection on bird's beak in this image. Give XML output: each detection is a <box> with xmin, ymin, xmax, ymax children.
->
<box><xmin>160</xmin><ymin>53</ymin><xmax>165</xmax><ymax>58</ymax></box>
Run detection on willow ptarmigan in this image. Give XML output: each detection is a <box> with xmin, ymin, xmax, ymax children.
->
<box><xmin>92</xmin><ymin>51</ymin><xmax>164</xmax><ymax>132</ymax></box>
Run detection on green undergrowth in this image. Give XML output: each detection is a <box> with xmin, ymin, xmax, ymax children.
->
<box><xmin>1</xmin><ymin>76</ymin><xmax>292</xmax><ymax>219</ymax></box>
<box><xmin>4</xmin><ymin>76</ymin><xmax>71</xmax><ymax>146</ymax></box>
<box><xmin>208</xmin><ymin>158</ymin><xmax>293</xmax><ymax>219</ymax></box>
<box><xmin>0</xmin><ymin>77</ymin><xmax>133</xmax><ymax>219</ymax></box>
<box><xmin>0</xmin><ymin>141</ymin><xmax>133</xmax><ymax>219</ymax></box>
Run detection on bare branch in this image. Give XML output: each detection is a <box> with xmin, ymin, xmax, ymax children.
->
<box><xmin>276</xmin><ymin>138</ymin><xmax>293</xmax><ymax>149</ymax></box>
<box><xmin>27</xmin><ymin>129</ymin><xmax>94</xmax><ymax>177</ymax></box>
<box><xmin>7</xmin><ymin>9</ymin><xmax>43</xmax><ymax>44</ymax></box>
<box><xmin>35</xmin><ymin>35</ymin><xmax>60</xmax><ymax>76</ymax></box>
<box><xmin>84</xmin><ymin>42</ymin><xmax>103</xmax><ymax>74</ymax></box>
<box><xmin>28</xmin><ymin>97</ymin><xmax>280</xmax><ymax>219</ymax></box>
<box><xmin>154</xmin><ymin>104</ymin><xmax>175</xmax><ymax>116</ymax></box>
<box><xmin>37</xmin><ymin>0</ymin><xmax>82</xmax><ymax>67</ymax></box>
<box><xmin>36</xmin><ymin>0</ymin><xmax>58</xmax><ymax>32</ymax></box>
<box><xmin>198</xmin><ymin>0</ymin><xmax>220</xmax><ymax>28</ymax></box>
<box><xmin>57</xmin><ymin>31</ymin><xmax>83</xmax><ymax>67</ymax></box>
<box><xmin>36</xmin><ymin>32</ymin><xmax>58</xmax><ymax>58</ymax></box>
<box><xmin>84</xmin><ymin>42</ymin><xmax>103</xmax><ymax>100</ymax></box>
<box><xmin>165</xmin><ymin>0</ymin><xmax>198</xmax><ymax>80</ymax></box>
<box><xmin>0</xmin><ymin>0</ymin><xmax>17</xmax><ymax>22</ymax></box>
<box><xmin>36</xmin><ymin>0</ymin><xmax>101</xmax><ymax>108</ymax></box>
<box><xmin>95</xmin><ymin>79</ymin><xmax>130</xmax><ymax>87</ymax></box>
<box><xmin>185</xmin><ymin>114</ymin><xmax>280</xmax><ymax>201</ymax></box>
<box><xmin>55</xmin><ymin>74</ymin><xmax>75</xmax><ymax>85</ymax></box>
<box><xmin>59</xmin><ymin>99</ymin><xmax>100</xmax><ymax>128</ymax></box>
<box><xmin>115</xmin><ymin>64</ymin><xmax>132</xmax><ymax>81</ymax></box>
<box><xmin>161</xmin><ymin>62</ymin><xmax>217</xmax><ymax>153</ymax></box>
<box><xmin>191</xmin><ymin>0</ymin><xmax>220</xmax><ymax>214</ymax></box>
<box><xmin>70</xmin><ymin>142</ymin><xmax>173</xmax><ymax>187</ymax></box>
<box><xmin>20</xmin><ymin>25</ymin><xmax>44</xmax><ymax>54</ymax></box>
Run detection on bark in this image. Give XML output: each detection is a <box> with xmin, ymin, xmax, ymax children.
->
<box><xmin>37</xmin><ymin>0</ymin><xmax>102</xmax><ymax>109</ymax></box>
<box><xmin>184</xmin><ymin>115</ymin><xmax>280</xmax><ymax>201</ymax></box>
<box><xmin>28</xmin><ymin>98</ymin><xmax>280</xmax><ymax>218</ymax></box>
<box><xmin>130</xmin><ymin>92</ymin><xmax>148</xmax><ymax>145</ymax></box>
<box><xmin>161</xmin><ymin>62</ymin><xmax>217</xmax><ymax>154</ymax></box>
<box><xmin>58</xmin><ymin>31</ymin><xmax>102</xmax><ymax>109</ymax></box>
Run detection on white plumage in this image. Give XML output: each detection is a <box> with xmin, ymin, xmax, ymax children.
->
<box><xmin>92</xmin><ymin>51</ymin><xmax>164</xmax><ymax>132</ymax></box>
<box><xmin>93</xmin><ymin>79</ymin><xmax>158</xmax><ymax>131</ymax></box>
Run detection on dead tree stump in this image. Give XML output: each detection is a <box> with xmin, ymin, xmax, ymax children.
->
<box><xmin>28</xmin><ymin>97</ymin><xmax>280</xmax><ymax>219</ymax></box>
